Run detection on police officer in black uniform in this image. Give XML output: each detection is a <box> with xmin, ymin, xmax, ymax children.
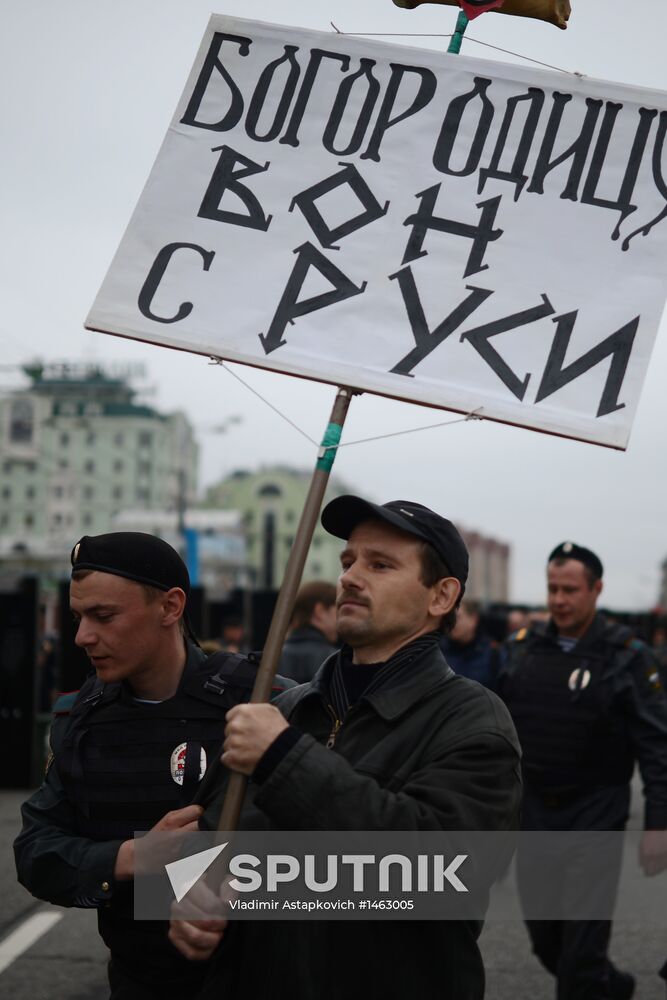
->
<box><xmin>499</xmin><ymin>541</ymin><xmax>667</xmax><ymax>1000</ymax></box>
<box><xmin>14</xmin><ymin>532</ymin><xmax>293</xmax><ymax>1000</ymax></box>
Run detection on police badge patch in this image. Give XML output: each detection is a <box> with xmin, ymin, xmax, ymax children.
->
<box><xmin>170</xmin><ymin>742</ymin><xmax>207</xmax><ymax>785</ymax></box>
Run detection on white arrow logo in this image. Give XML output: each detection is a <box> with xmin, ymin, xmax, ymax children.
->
<box><xmin>165</xmin><ymin>842</ymin><xmax>228</xmax><ymax>902</ymax></box>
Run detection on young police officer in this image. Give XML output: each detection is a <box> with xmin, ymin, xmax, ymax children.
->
<box><xmin>14</xmin><ymin>532</ymin><xmax>293</xmax><ymax>1000</ymax></box>
<box><xmin>169</xmin><ymin>496</ymin><xmax>522</xmax><ymax>1000</ymax></box>
<box><xmin>499</xmin><ymin>542</ymin><xmax>667</xmax><ymax>1000</ymax></box>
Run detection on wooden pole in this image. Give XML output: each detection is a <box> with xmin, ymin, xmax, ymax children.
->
<box><xmin>216</xmin><ymin>386</ymin><xmax>356</xmax><ymax>832</ymax></box>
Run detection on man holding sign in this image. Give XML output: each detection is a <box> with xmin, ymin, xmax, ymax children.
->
<box><xmin>170</xmin><ymin>496</ymin><xmax>522</xmax><ymax>998</ymax></box>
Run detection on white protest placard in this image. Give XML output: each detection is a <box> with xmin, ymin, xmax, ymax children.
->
<box><xmin>86</xmin><ymin>15</ymin><xmax>667</xmax><ymax>449</ymax></box>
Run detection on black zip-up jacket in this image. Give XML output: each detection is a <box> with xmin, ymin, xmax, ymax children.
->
<box><xmin>200</xmin><ymin>642</ymin><xmax>522</xmax><ymax>1000</ymax></box>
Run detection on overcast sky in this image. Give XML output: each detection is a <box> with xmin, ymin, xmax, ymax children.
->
<box><xmin>1</xmin><ymin>0</ymin><xmax>666</xmax><ymax>610</ymax></box>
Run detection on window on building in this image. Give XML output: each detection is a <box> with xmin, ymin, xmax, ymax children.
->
<box><xmin>24</xmin><ymin>513</ymin><xmax>35</xmax><ymax>529</ymax></box>
<box><xmin>53</xmin><ymin>485</ymin><xmax>63</xmax><ymax>499</ymax></box>
<box><xmin>138</xmin><ymin>430</ymin><xmax>153</xmax><ymax>447</ymax></box>
<box><xmin>26</xmin><ymin>485</ymin><xmax>35</xmax><ymax>499</ymax></box>
<box><xmin>59</xmin><ymin>458</ymin><xmax>69</xmax><ymax>470</ymax></box>
<box><xmin>25</xmin><ymin>461</ymin><xmax>36</xmax><ymax>473</ymax></box>
<box><xmin>114</xmin><ymin>459</ymin><xmax>124</xmax><ymax>473</ymax></box>
<box><xmin>9</xmin><ymin>399</ymin><xmax>34</xmax><ymax>444</ymax></box>
<box><xmin>2</xmin><ymin>486</ymin><xmax>11</xmax><ymax>499</ymax></box>
<box><xmin>0</xmin><ymin>513</ymin><xmax>9</xmax><ymax>528</ymax></box>
<box><xmin>86</xmin><ymin>431</ymin><xmax>96</xmax><ymax>446</ymax></box>
<box><xmin>3</xmin><ymin>460</ymin><xmax>12</xmax><ymax>473</ymax></box>
<box><xmin>52</xmin><ymin>513</ymin><xmax>63</xmax><ymax>527</ymax></box>
<box><xmin>83</xmin><ymin>512</ymin><xmax>93</xmax><ymax>527</ymax></box>
<box><xmin>285</xmin><ymin>510</ymin><xmax>295</xmax><ymax>523</ymax></box>
<box><xmin>311</xmin><ymin>562</ymin><xmax>323</xmax><ymax>575</ymax></box>
<box><xmin>258</xmin><ymin>483</ymin><xmax>282</xmax><ymax>497</ymax></box>
<box><xmin>83</xmin><ymin>485</ymin><xmax>94</xmax><ymax>500</ymax></box>
<box><xmin>60</xmin><ymin>432</ymin><xmax>70</xmax><ymax>447</ymax></box>
<box><xmin>84</xmin><ymin>460</ymin><xmax>95</xmax><ymax>474</ymax></box>
<box><xmin>114</xmin><ymin>432</ymin><xmax>125</xmax><ymax>447</ymax></box>
<box><xmin>137</xmin><ymin>460</ymin><xmax>152</xmax><ymax>476</ymax></box>
<box><xmin>113</xmin><ymin>486</ymin><xmax>123</xmax><ymax>500</ymax></box>
<box><xmin>136</xmin><ymin>488</ymin><xmax>150</xmax><ymax>502</ymax></box>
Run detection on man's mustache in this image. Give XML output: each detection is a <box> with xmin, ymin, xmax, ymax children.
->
<box><xmin>337</xmin><ymin>592</ymin><xmax>370</xmax><ymax>609</ymax></box>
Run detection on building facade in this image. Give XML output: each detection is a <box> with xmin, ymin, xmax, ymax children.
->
<box><xmin>203</xmin><ymin>466</ymin><xmax>510</xmax><ymax>602</ymax></box>
<box><xmin>461</xmin><ymin>530</ymin><xmax>510</xmax><ymax>604</ymax></box>
<box><xmin>0</xmin><ymin>363</ymin><xmax>197</xmax><ymax>574</ymax></box>
<box><xmin>203</xmin><ymin>466</ymin><xmax>352</xmax><ymax>589</ymax></box>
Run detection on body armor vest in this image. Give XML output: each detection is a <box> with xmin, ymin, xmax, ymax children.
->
<box><xmin>54</xmin><ymin>651</ymin><xmax>266</xmax><ymax>840</ymax></box>
<box><xmin>505</xmin><ymin>642</ymin><xmax>633</xmax><ymax>794</ymax></box>
<box><xmin>52</xmin><ymin>650</ymin><xmax>290</xmax><ymax>981</ymax></box>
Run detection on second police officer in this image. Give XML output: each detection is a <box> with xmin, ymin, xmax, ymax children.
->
<box><xmin>499</xmin><ymin>541</ymin><xmax>667</xmax><ymax>1000</ymax></box>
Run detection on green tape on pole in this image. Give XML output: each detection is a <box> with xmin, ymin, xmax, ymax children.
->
<box><xmin>316</xmin><ymin>422</ymin><xmax>343</xmax><ymax>472</ymax></box>
<box><xmin>447</xmin><ymin>10</ymin><xmax>469</xmax><ymax>54</ymax></box>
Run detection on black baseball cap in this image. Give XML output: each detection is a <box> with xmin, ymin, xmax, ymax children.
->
<box><xmin>548</xmin><ymin>541</ymin><xmax>603</xmax><ymax>580</ymax></box>
<box><xmin>71</xmin><ymin>532</ymin><xmax>191</xmax><ymax>594</ymax></box>
<box><xmin>321</xmin><ymin>496</ymin><xmax>469</xmax><ymax>590</ymax></box>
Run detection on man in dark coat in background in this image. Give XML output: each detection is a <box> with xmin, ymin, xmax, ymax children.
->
<box><xmin>278</xmin><ymin>579</ymin><xmax>338</xmax><ymax>683</ymax></box>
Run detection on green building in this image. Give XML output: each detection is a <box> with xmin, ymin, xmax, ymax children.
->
<box><xmin>203</xmin><ymin>466</ymin><xmax>352</xmax><ymax>589</ymax></box>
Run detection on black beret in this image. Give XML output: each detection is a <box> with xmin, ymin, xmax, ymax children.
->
<box><xmin>548</xmin><ymin>541</ymin><xmax>603</xmax><ymax>580</ymax></box>
<box><xmin>71</xmin><ymin>532</ymin><xmax>190</xmax><ymax>595</ymax></box>
<box><xmin>321</xmin><ymin>495</ymin><xmax>468</xmax><ymax>591</ymax></box>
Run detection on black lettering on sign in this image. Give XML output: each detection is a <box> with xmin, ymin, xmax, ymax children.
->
<box><xmin>323</xmin><ymin>59</ymin><xmax>380</xmax><ymax>157</ymax></box>
<box><xmin>622</xmin><ymin>111</ymin><xmax>667</xmax><ymax>250</ymax></box>
<box><xmin>527</xmin><ymin>94</ymin><xmax>602</xmax><ymax>200</ymax></box>
<box><xmin>478</xmin><ymin>89</ymin><xmax>545</xmax><ymax>201</ymax></box>
<box><xmin>459</xmin><ymin>296</ymin><xmax>556</xmax><ymax>399</ymax></box>
<box><xmin>389</xmin><ymin>269</ymin><xmax>493</xmax><ymax>376</ymax></box>
<box><xmin>198</xmin><ymin>145</ymin><xmax>272</xmax><ymax>231</ymax></box>
<box><xmin>138</xmin><ymin>243</ymin><xmax>215</xmax><ymax>324</ymax></box>
<box><xmin>290</xmin><ymin>163</ymin><xmax>389</xmax><ymax>250</ymax></box>
<box><xmin>280</xmin><ymin>49</ymin><xmax>351</xmax><ymax>148</ymax></box>
<box><xmin>535</xmin><ymin>312</ymin><xmax>639</xmax><ymax>417</ymax></box>
<box><xmin>432</xmin><ymin>77</ymin><xmax>494</xmax><ymax>177</ymax></box>
<box><xmin>246</xmin><ymin>46</ymin><xmax>301</xmax><ymax>143</ymax></box>
<box><xmin>259</xmin><ymin>242</ymin><xmax>367</xmax><ymax>355</ymax></box>
<box><xmin>361</xmin><ymin>63</ymin><xmax>437</xmax><ymax>163</ymax></box>
<box><xmin>402</xmin><ymin>184</ymin><xmax>503</xmax><ymax>277</ymax></box>
<box><xmin>584</xmin><ymin>107</ymin><xmax>657</xmax><ymax>239</ymax></box>
<box><xmin>180</xmin><ymin>33</ymin><xmax>251</xmax><ymax>132</ymax></box>
<box><xmin>590</xmin><ymin>107</ymin><xmax>656</xmax><ymax>240</ymax></box>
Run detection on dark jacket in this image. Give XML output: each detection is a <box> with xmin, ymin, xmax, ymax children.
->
<box><xmin>499</xmin><ymin>614</ymin><xmax>667</xmax><ymax>829</ymax></box>
<box><xmin>440</xmin><ymin>631</ymin><xmax>500</xmax><ymax>690</ymax></box>
<box><xmin>13</xmin><ymin>642</ymin><xmax>295</xmax><ymax>994</ymax></box>
<box><xmin>200</xmin><ymin>642</ymin><xmax>522</xmax><ymax>1000</ymax></box>
<box><xmin>278</xmin><ymin>624</ymin><xmax>338</xmax><ymax>684</ymax></box>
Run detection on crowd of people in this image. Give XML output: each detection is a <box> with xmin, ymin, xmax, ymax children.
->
<box><xmin>14</xmin><ymin>501</ymin><xmax>667</xmax><ymax>999</ymax></box>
